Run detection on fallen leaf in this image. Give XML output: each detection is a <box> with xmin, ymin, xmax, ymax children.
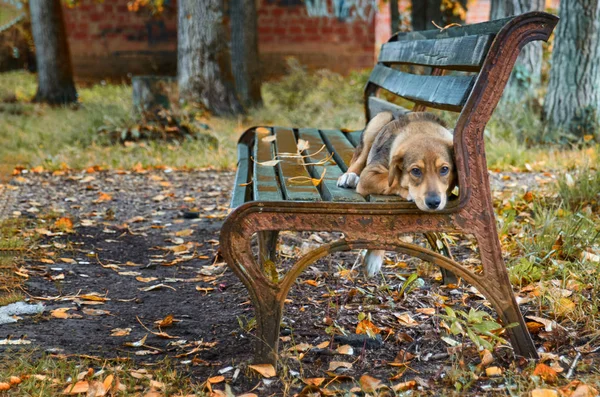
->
<box><xmin>336</xmin><ymin>345</ymin><xmax>353</xmax><ymax>355</ymax></box>
<box><xmin>328</xmin><ymin>361</ymin><xmax>352</xmax><ymax>371</ymax></box>
<box><xmin>359</xmin><ymin>375</ymin><xmax>381</xmax><ymax>393</ymax></box>
<box><xmin>485</xmin><ymin>366</ymin><xmax>502</xmax><ymax>376</ymax></box>
<box><xmin>124</xmin><ymin>334</ymin><xmax>148</xmax><ymax>347</ymax></box>
<box><xmin>51</xmin><ymin>307</ymin><xmax>76</xmax><ymax>319</ymax></box>
<box><xmin>533</xmin><ymin>363</ymin><xmax>558</xmax><ymax>384</ymax></box>
<box><xmin>95</xmin><ymin>192</ymin><xmax>113</xmax><ymax>203</ymax></box>
<box><xmin>137</xmin><ymin>276</ymin><xmax>158</xmax><ymax>283</ymax></box>
<box><xmin>62</xmin><ymin>380</ymin><xmax>89</xmax><ymax>394</ymax></box>
<box><xmin>54</xmin><ymin>217</ymin><xmax>74</xmax><ymax>231</ymax></box>
<box><xmin>175</xmin><ymin>229</ymin><xmax>194</xmax><ymax>237</ymax></box>
<box><xmin>303</xmin><ymin>378</ymin><xmax>325</xmax><ymax>387</ymax></box>
<box><xmin>111</xmin><ymin>328</ymin><xmax>131</xmax><ymax>337</ymax></box>
<box><xmin>9</xmin><ymin>376</ymin><xmax>21</xmax><ymax>385</ymax></box>
<box><xmin>248</xmin><ymin>364</ymin><xmax>276</xmax><ymax>378</ymax></box>
<box><xmin>0</xmin><ymin>383</ymin><xmax>10</xmax><ymax>391</ymax></box>
<box><xmin>287</xmin><ymin>343</ymin><xmax>312</xmax><ymax>353</ymax></box>
<box><xmin>139</xmin><ymin>284</ymin><xmax>176</xmax><ymax>292</ymax></box>
<box><xmin>554</xmin><ymin>297</ymin><xmax>576</xmax><ymax>317</ymax></box>
<box><xmin>392</xmin><ymin>380</ymin><xmax>417</xmax><ymax>392</ymax></box>
<box><xmin>208</xmin><ymin>376</ymin><xmax>224</xmax><ymax>384</ymax></box>
<box><xmin>154</xmin><ymin>315</ymin><xmax>174</xmax><ymax>328</ymax></box>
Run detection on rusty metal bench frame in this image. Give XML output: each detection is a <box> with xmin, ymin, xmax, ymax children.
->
<box><xmin>220</xmin><ymin>12</ymin><xmax>558</xmax><ymax>365</ymax></box>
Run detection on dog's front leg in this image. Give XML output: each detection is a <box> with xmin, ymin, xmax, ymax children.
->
<box><xmin>362</xmin><ymin>249</ymin><xmax>385</xmax><ymax>277</ymax></box>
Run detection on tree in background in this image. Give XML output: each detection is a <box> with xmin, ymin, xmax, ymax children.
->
<box><xmin>29</xmin><ymin>0</ymin><xmax>77</xmax><ymax>104</ymax></box>
<box><xmin>177</xmin><ymin>0</ymin><xmax>242</xmax><ymax>115</ymax></box>
<box><xmin>490</xmin><ymin>0</ymin><xmax>545</xmax><ymax>103</ymax></box>
<box><xmin>230</xmin><ymin>0</ymin><xmax>262</xmax><ymax>109</ymax></box>
<box><xmin>544</xmin><ymin>0</ymin><xmax>600</xmax><ymax>139</ymax></box>
<box><xmin>411</xmin><ymin>0</ymin><xmax>467</xmax><ymax>31</ymax></box>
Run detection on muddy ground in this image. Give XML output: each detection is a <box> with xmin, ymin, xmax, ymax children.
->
<box><xmin>0</xmin><ymin>169</ymin><xmax>577</xmax><ymax>395</ymax></box>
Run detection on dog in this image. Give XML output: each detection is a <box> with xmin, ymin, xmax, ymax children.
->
<box><xmin>337</xmin><ymin>111</ymin><xmax>457</xmax><ymax>277</ymax></box>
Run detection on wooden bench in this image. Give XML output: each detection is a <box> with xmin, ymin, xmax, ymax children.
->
<box><xmin>220</xmin><ymin>12</ymin><xmax>558</xmax><ymax>365</ymax></box>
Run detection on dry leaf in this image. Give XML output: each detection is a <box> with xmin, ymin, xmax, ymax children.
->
<box><xmin>54</xmin><ymin>217</ymin><xmax>74</xmax><ymax>231</ymax></box>
<box><xmin>175</xmin><ymin>229</ymin><xmax>194</xmax><ymax>237</ymax></box>
<box><xmin>139</xmin><ymin>284</ymin><xmax>176</xmax><ymax>292</ymax></box>
<box><xmin>359</xmin><ymin>375</ymin><xmax>382</xmax><ymax>393</ymax></box>
<box><xmin>328</xmin><ymin>361</ymin><xmax>352</xmax><ymax>371</ymax></box>
<box><xmin>255</xmin><ymin>159</ymin><xmax>281</xmax><ymax>167</ymax></box>
<box><xmin>95</xmin><ymin>192</ymin><xmax>113</xmax><ymax>203</ymax></box>
<box><xmin>356</xmin><ymin>318</ymin><xmax>381</xmax><ymax>335</ymax></box>
<box><xmin>63</xmin><ymin>380</ymin><xmax>89</xmax><ymax>394</ymax></box>
<box><xmin>207</xmin><ymin>376</ymin><xmax>224</xmax><ymax>384</ymax></box>
<box><xmin>287</xmin><ymin>343</ymin><xmax>312</xmax><ymax>353</ymax></box>
<box><xmin>336</xmin><ymin>345</ymin><xmax>354</xmax><ymax>355</ymax></box>
<box><xmin>155</xmin><ymin>315</ymin><xmax>174</xmax><ymax>328</ymax></box>
<box><xmin>485</xmin><ymin>366</ymin><xmax>502</xmax><ymax>376</ymax></box>
<box><xmin>124</xmin><ymin>334</ymin><xmax>148</xmax><ymax>347</ymax></box>
<box><xmin>480</xmin><ymin>349</ymin><xmax>494</xmax><ymax>367</ymax></box>
<box><xmin>111</xmin><ymin>328</ymin><xmax>131</xmax><ymax>337</ymax></box>
<box><xmin>248</xmin><ymin>364</ymin><xmax>276</xmax><ymax>378</ymax></box>
<box><xmin>392</xmin><ymin>380</ymin><xmax>417</xmax><ymax>392</ymax></box>
<box><xmin>9</xmin><ymin>376</ymin><xmax>21</xmax><ymax>385</ymax></box>
<box><xmin>51</xmin><ymin>307</ymin><xmax>74</xmax><ymax>319</ymax></box>
<box><xmin>303</xmin><ymin>378</ymin><xmax>325</xmax><ymax>387</ymax></box>
<box><xmin>395</xmin><ymin>313</ymin><xmax>419</xmax><ymax>327</ymax></box>
<box><xmin>261</xmin><ymin>134</ymin><xmax>276</xmax><ymax>143</ymax></box>
<box><xmin>554</xmin><ymin>297</ymin><xmax>576</xmax><ymax>317</ymax></box>
<box><xmin>0</xmin><ymin>383</ymin><xmax>10</xmax><ymax>391</ymax></box>
<box><xmin>533</xmin><ymin>363</ymin><xmax>558</xmax><ymax>384</ymax></box>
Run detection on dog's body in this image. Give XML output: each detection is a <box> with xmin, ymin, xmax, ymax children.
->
<box><xmin>337</xmin><ymin>111</ymin><xmax>457</xmax><ymax>276</ymax></box>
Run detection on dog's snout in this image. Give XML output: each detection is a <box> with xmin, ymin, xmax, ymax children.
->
<box><xmin>425</xmin><ymin>194</ymin><xmax>442</xmax><ymax>210</ymax></box>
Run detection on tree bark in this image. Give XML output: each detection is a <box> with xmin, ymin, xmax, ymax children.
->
<box><xmin>544</xmin><ymin>0</ymin><xmax>600</xmax><ymax>136</ymax></box>
<box><xmin>230</xmin><ymin>0</ymin><xmax>262</xmax><ymax>109</ymax></box>
<box><xmin>411</xmin><ymin>0</ymin><xmax>443</xmax><ymax>31</ymax></box>
<box><xmin>390</xmin><ymin>0</ymin><xmax>400</xmax><ymax>34</ymax></box>
<box><xmin>29</xmin><ymin>0</ymin><xmax>77</xmax><ymax>104</ymax></box>
<box><xmin>177</xmin><ymin>0</ymin><xmax>242</xmax><ymax>115</ymax></box>
<box><xmin>490</xmin><ymin>0</ymin><xmax>545</xmax><ymax>103</ymax></box>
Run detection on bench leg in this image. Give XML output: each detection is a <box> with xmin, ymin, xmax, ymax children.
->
<box><xmin>253</xmin><ymin>286</ymin><xmax>284</xmax><ymax>365</ymax></box>
<box><xmin>424</xmin><ymin>232</ymin><xmax>458</xmax><ymax>285</ymax></box>
<box><xmin>475</xmin><ymin>228</ymin><xmax>537</xmax><ymax>359</ymax></box>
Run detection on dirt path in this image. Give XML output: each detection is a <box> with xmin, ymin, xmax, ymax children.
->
<box><xmin>0</xmin><ymin>169</ymin><xmax>565</xmax><ymax>395</ymax></box>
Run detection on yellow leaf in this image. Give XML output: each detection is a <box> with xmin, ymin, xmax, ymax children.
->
<box><xmin>392</xmin><ymin>380</ymin><xmax>416</xmax><ymax>392</ymax></box>
<box><xmin>485</xmin><ymin>366</ymin><xmax>502</xmax><ymax>376</ymax></box>
<box><xmin>248</xmin><ymin>364</ymin><xmax>276</xmax><ymax>378</ymax></box>
<box><xmin>79</xmin><ymin>294</ymin><xmax>107</xmax><ymax>302</ymax></box>
<box><xmin>175</xmin><ymin>229</ymin><xmax>194</xmax><ymax>237</ymax></box>
<box><xmin>54</xmin><ymin>217</ymin><xmax>74</xmax><ymax>231</ymax></box>
<box><xmin>554</xmin><ymin>297</ymin><xmax>576</xmax><ymax>317</ymax></box>
<box><xmin>51</xmin><ymin>307</ymin><xmax>72</xmax><ymax>319</ymax></box>
<box><xmin>583</xmin><ymin>134</ymin><xmax>594</xmax><ymax>142</ymax></box>
<box><xmin>336</xmin><ymin>345</ymin><xmax>354</xmax><ymax>355</ymax></box>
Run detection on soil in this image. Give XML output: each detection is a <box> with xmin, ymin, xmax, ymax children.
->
<box><xmin>0</xmin><ymin>169</ymin><xmax>569</xmax><ymax>395</ymax></box>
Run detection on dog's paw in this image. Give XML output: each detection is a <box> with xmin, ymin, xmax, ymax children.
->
<box><xmin>361</xmin><ymin>249</ymin><xmax>384</xmax><ymax>277</ymax></box>
<box><xmin>337</xmin><ymin>172</ymin><xmax>360</xmax><ymax>188</ymax></box>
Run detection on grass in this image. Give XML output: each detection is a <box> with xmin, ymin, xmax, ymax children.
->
<box><xmin>1</xmin><ymin>66</ymin><xmax>598</xmax><ymax>174</ymax></box>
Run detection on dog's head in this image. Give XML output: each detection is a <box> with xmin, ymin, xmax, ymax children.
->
<box><xmin>387</xmin><ymin>113</ymin><xmax>457</xmax><ymax>211</ymax></box>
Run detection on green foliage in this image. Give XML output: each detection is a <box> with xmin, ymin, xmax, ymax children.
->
<box><xmin>557</xmin><ymin>166</ymin><xmax>600</xmax><ymax>210</ymax></box>
<box><xmin>439</xmin><ymin>306</ymin><xmax>512</xmax><ymax>351</ymax></box>
<box><xmin>259</xmin><ymin>58</ymin><xmax>369</xmax><ymax>128</ymax></box>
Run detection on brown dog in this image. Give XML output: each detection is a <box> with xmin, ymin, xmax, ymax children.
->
<box><xmin>337</xmin><ymin>111</ymin><xmax>457</xmax><ymax>276</ymax></box>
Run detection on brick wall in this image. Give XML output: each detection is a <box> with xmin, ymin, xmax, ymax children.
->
<box><xmin>63</xmin><ymin>1</ymin><xmax>177</xmax><ymax>81</ymax></box>
<box><xmin>257</xmin><ymin>0</ymin><xmax>376</xmax><ymax>77</ymax></box>
<box><xmin>62</xmin><ymin>0</ymin><xmax>377</xmax><ymax>80</ymax></box>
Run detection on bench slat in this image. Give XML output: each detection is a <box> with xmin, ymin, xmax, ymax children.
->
<box><xmin>319</xmin><ymin>129</ymin><xmax>356</xmax><ymax>171</ymax></box>
<box><xmin>345</xmin><ymin>131</ymin><xmax>362</xmax><ymax>147</ymax></box>
<box><xmin>368</xmin><ymin>64</ymin><xmax>475</xmax><ymax>111</ymax></box>
<box><xmin>253</xmin><ymin>127</ymin><xmax>284</xmax><ymax>201</ymax></box>
<box><xmin>298</xmin><ymin>128</ymin><xmax>365</xmax><ymax>202</ymax></box>
<box><xmin>274</xmin><ymin>127</ymin><xmax>322</xmax><ymax>201</ymax></box>
<box><xmin>367</xmin><ymin>96</ymin><xmax>410</xmax><ymax>121</ymax></box>
<box><xmin>230</xmin><ymin>142</ymin><xmax>252</xmax><ymax>208</ymax></box>
<box><xmin>379</xmin><ymin>34</ymin><xmax>493</xmax><ymax>72</ymax></box>
<box><xmin>393</xmin><ymin>15</ymin><xmax>511</xmax><ymax>41</ymax></box>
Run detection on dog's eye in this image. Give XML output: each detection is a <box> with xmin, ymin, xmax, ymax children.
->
<box><xmin>440</xmin><ymin>166</ymin><xmax>449</xmax><ymax>176</ymax></box>
<box><xmin>410</xmin><ymin>168</ymin><xmax>422</xmax><ymax>177</ymax></box>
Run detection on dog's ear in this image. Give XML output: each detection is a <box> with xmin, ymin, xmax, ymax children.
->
<box><xmin>388</xmin><ymin>153</ymin><xmax>403</xmax><ymax>187</ymax></box>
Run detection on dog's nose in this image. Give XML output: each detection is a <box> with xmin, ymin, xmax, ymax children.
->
<box><xmin>425</xmin><ymin>195</ymin><xmax>442</xmax><ymax>210</ymax></box>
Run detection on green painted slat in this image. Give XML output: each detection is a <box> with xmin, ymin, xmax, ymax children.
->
<box><xmin>230</xmin><ymin>143</ymin><xmax>251</xmax><ymax>208</ymax></box>
<box><xmin>368</xmin><ymin>194</ymin><xmax>406</xmax><ymax>203</ymax></box>
<box><xmin>368</xmin><ymin>64</ymin><xmax>475</xmax><ymax>111</ymax></box>
<box><xmin>345</xmin><ymin>131</ymin><xmax>362</xmax><ymax>147</ymax></box>
<box><xmin>393</xmin><ymin>16</ymin><xmax>511</xmax><ymax>41</ymax></box>
<box><xmin>274</xmin><ymin>127</ymin><xmax>322</xmax><ymax>201</ymax></box>
<box><xmin>379</xmin><ymin>34</ymin><xmax>493</xmax><ymax>71</ymax></box>
<box><xmin>298</xmin><ymin>128</ymin><xmax>365</xmax><ymax>203</ymax></box>
<box><xmin>319</xmin><ymin>129</ymin><xmax>356</xmax><ymax>171</ymax></box>
<box><xmin>253</xmin><ymin>127</ymin><xmax>284</xmax><ymax>201</ymax></box>
<box><xmin>367</xmin><ymin>96</ymin><xmax>410</xmax><ymax>121</ymax></box>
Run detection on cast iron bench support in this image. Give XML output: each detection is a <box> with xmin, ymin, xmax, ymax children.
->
<box><xmin>220</xmin><ymin>12</ymin><xmax>558</xmax><ymax>365</ymax></box>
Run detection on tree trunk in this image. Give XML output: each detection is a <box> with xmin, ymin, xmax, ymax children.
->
<box><xmin>29</xmin><ymin>0</ymin><xmax>77</xmax><ymax>104</ymax></box>
<box><xmin>544</xmin><ymin>0</ymin><xmax>600</xmax><ymax>137</ymax></box>
<box><xmin>411</xmin><ymin>0</ymin><xmax>443</xmax><ymax>31</ymax></box>
<box><xmin>177</xmin><ymin>0</ymin><xmax>242</xmax><ymax>116</ymax></box>
<box><xmin>231</xmin><ymin>0</ymin><xmax>262</xmax><ymax>109</ymax></box>
<box><xmin>490</xmin><ymin>0</ymin><xmax>545</xmax><ymax>103</ymax></box>
<box><xmin>390</xmin><ymin>0</ymin><xmax>400</xmax><ymax>34</ymax></box>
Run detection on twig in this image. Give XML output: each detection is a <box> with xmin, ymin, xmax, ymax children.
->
<box><xmin>565</xmin><ymin>352</ymin><xmax>581</xmax><ymax>379</ymax></box>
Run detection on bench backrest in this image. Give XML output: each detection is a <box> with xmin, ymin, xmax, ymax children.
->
<box><xmin>364</xmin><ymin>12</ymin><xmax>558</xmax><ymax>121</ymax></box>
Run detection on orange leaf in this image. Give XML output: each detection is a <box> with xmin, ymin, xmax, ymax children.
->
<box><xmin>533</xmin><ymin>363</ymin><xmax>558</xmax><ymax>384</ymax></box>
<box><xmin>54</xmin><ymin>217</ymin><xmax>74</xmax><ymax>231</ymax></box>
<box><xmin>248</xmin><ymin>364</ymin><xmax>276</xmax><ymax>378</ymax></box>
<box><xmin>0</xmin><ymin>382</ymin><xmax>10</xmax><ymax>391</ymax></box>
<box><xmin>359</xmin><ymin>375</ymin><xmax>381</xmax><ymax>393</ymax></box>
<box><xmin>63</xmin><ymin>380</ymin><xmax>89</xmax><ymax>394</ymax></box>
<box><xmin>356</xmin><ymin>318</ymin><xmax>381</xmax><ymax>335</ymax></box>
